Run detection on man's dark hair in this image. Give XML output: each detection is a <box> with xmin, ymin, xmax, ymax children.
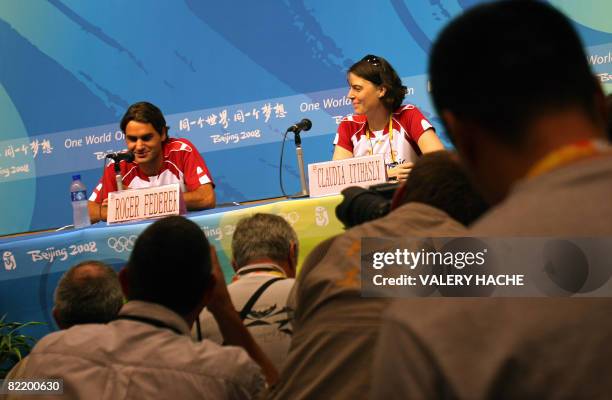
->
<box><xmin>429</xmin><ymin>0</ymin><xmax>599</xmax><ymax>146</ymax></box>
<box><xmin>396</xmin><ymin>151</ymin><xmax>489</xmax><ymax>225</ymax></box>
<box><xmin>349</xmin><ymin>54</ymin><xmax>407</xmax><ymax>111</ymax></box>
<box><xmin>54</xmin><ymin>260</ymin><xmax>123</xmax><ymax>328</ymax></box>
<box><xmin>120</xmin><ymin>101</ymin><xmax>168</xmax><ymax>139</ymax></box>
<box><xmin>126</xmin><ymin>216</ymin><xmax>212</xmax><ymax>315</ymax></box>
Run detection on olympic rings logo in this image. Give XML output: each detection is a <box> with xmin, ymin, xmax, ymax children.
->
<box><xmin>279</xmin><ymin>211</ymin><xmax>300</xmax><ymax>225</ymax></box>
<box><xmin>107</xmin><ymin>235</ymin><xmax>137</xmax><ymax>253</ymax></box>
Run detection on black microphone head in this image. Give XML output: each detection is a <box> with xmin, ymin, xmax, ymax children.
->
<box><xmin>106</xmin><ymin>151</ymin><xmax>134</xmax><ymax>162</ymax></box>
<box><xmin>121</xmin><ymin>151</ymin><xmax>135</xmax><ymax>163</ymax></box>
<box><xmin>288</xmin><ymin>118</ymin><xmax>313</xmax><ymax>133</ymax></box>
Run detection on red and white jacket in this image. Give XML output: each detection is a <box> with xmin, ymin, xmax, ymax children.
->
<box><xmin>89</xmin><ymin>138</ymin><xmax>213</xmax><ymax>203</ymax></box>
<box><xmin>333</xmin><ymin>105</ymin><xmax>435</xmax><ymax>166</ymax></box>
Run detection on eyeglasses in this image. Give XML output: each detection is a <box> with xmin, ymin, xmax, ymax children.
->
<box><xmin>362</xmin><ymin>54</ymin><xmax>381</xmax><ymax>67</ymax></box>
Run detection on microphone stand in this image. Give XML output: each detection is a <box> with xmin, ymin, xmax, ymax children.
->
<box><xmin>290</xmin><ymin>131</ymin><xmax>309</xmax><ymax>198</ymax></box>
<box><xmin>113</xmin><ymin>161</ymin><xmax>124</xmax><ymax>191</ymax></box>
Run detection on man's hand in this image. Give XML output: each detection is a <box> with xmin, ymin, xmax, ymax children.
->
<box><xmin>387</xmin><ymin>162</ymin><xmax>414</xmax><ymax>182</ymax></box>
<box><xmin>88</xmin><ymin>199</ymin><xmax>108</xmax><ymax>223</ymax></box>
<box><xmin>183</xmin><ymin>183</ymin><xmax>215</xmax><ymax>211</ymax></box>
<box><xmin>206</xmin><ymin>245</ymin><xmax>234</xmax><ymax>316</ymax></box>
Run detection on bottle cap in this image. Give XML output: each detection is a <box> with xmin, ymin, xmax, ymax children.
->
<box><xmin>72</xmin><ymin>174</ymin><xmax>81</xmax><ymax>181</ymax></box>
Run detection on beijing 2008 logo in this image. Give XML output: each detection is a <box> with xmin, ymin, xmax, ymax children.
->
<box><xmin>3</xmin><ymin>251</ymin><xmax>16</xmax><ymax>271</ymax></box>
<box><xmin>107</xmin><ymin>235</ymin><xmax>138</xmax><ymax>253</ymax></box>
<box><xmin>315</xmin><ymin>207</ymin><xmax>329</xmax><ymax>227</ymax></box>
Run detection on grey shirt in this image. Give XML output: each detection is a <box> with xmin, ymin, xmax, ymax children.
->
<box><xmin>373</xmin><ymin>155</ymin><xmax>612</xmax><ymax>400</ymax></box>
<box><xmin>8</xmin><ymin>301</ymin><xmax>264</xmax><ymax>399</ymax></box>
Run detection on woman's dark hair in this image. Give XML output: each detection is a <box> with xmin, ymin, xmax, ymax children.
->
<box><xmin>349</xmin><ymin>54</ymin><xmax>407</xmax><ymax>112</ymax></box>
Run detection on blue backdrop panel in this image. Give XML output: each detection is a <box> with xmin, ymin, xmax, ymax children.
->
<box><xmin>0</xmin><ymin>0</ymin><xmax>611</xmax><ymax>236</ymax></box>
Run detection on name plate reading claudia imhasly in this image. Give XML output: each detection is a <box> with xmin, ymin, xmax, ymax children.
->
<box><xmin>107</xmin><ymin>183</ymin><xmax>181</xmax><ymax>224</ymax></box>
<box><xmin>308</xmin><ymin>154</ymin><xmax>386</xmax><ymax>198</ymax></box>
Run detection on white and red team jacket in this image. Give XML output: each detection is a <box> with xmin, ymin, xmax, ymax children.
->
<box><xmin>89</xmin><ymin>138</ymin><xmax>214</xmax><ymax>203</ymax></box>
<box><xmin>333</xmin><ymin>104</ymin><xmax>435</xmax><ymax>166</ymax></box>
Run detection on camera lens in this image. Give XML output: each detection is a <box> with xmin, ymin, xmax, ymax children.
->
<box><xmin>336</xmin><ymin>187</ymin><xmax>391</xmax><ymax>228</ymax></box>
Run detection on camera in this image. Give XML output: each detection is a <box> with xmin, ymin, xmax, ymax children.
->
<box><xmin>335</xmin><ymin>182</ymin><xmax>399</xmax><ymax>228</ymax></box>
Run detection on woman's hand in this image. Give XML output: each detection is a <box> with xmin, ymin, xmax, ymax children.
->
<box><xmin>387</xmin><ymin>162</ymin><xmax>414</xmax><ymax>182</ymax></box>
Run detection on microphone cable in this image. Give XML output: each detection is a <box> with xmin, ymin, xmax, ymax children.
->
<box><xmin>279</xmin><ymin>119</ymin><xmax>312</xmax><ymax>198</ymax></box>
<box><xmin>279</xmin><ymin>129</ymin><xmax>290</xmax><ymax>198</ymax></box>
<box><xmin>94</xmin><ymin>156</ymin><xmax>111</xmax><ymax>221</ymax></box>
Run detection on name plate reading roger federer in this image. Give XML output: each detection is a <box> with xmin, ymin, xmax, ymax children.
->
<box><xmin>308</xmin><ymin>154</ymin><xmax>386</xmax><ymax>198</ymax></box>
<box><xmin>107</xmin><ymin>183</ymin><xmax>181</xmax><ymax>224</ymax></box>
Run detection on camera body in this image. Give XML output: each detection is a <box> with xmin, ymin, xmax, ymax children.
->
<box><xmin>335</xmin><ymin>182</ymin><xmax>399</xmax><ymax>228</ymax></box>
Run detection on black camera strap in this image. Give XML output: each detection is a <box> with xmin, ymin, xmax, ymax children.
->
<box><xmin>239</xmin><ymin>277</ymin><xmax>285</xmax><ymax>321</ymax></box>
<box><xmin>196</xmin><ymin>276</ymin><xmax>286</xmax><ymax>342</ymax></box>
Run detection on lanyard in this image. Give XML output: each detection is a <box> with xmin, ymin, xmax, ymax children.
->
<box><xmin>232</xmin><ymin>266</ymin><xmax>286</xmax><ymax>283</ymax></box>
<box><xmin>366</xmin><ymin>116</ymin><xmax>396</xmax><ymax>163</ymax></box>
<box><xmin>114</xmin><ymin>315</ymin><xmax>184</xmax><ymax>336</ymax></box>
<box><xmin>526</xmin><ymin>139</ymin><xmax>610</xmax><ymax>179</ymax></box>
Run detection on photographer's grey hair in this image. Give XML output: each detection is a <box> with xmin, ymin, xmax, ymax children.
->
<box><xmin>232</xmin><ymin>213</ymin><xmax>298</xmax><ymax>267</ymax></box>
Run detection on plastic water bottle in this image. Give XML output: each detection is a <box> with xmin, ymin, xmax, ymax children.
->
<box><xmin>70</xmin><ymin>175</ymin><xmax>91</xmax><ymax>229</ymax></box>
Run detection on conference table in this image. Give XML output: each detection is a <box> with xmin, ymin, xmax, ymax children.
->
<box><xmin>0</xmin><ymin>195</ymin><xmax>345</xmax><ymax>339</ymax></box>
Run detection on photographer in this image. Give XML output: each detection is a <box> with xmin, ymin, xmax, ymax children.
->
<box><xmin>270</xmin><ymin>151</ymin><xmax>488</xmax><ymax>399</ymax></box>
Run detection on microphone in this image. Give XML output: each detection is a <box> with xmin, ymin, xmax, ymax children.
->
<box><xmin>287</xmin><ymin>119</ymin><xmax>312</xmax><ymax>133</ymax></box>
<box><xmin>106</xmin><ymin>151</ymin><xmax>135</xmax><ymax>163</ymax></box>
<box><xmin>106</xmin><ymin>152</ymin><xmax>133</xmax><ymax>191</ymax></box>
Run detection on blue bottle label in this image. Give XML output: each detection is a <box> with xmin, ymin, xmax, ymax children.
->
<box><xmin>71</xmin><ymin>190</ymin><xmax>87</xmax><ymax>202</ymax></box>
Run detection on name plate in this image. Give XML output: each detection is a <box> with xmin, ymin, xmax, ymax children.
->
<box><xmin>107</xmin><ymin>183</ymin><xmax>181</xmax><ymax>224</ymax></box>
<box><xmin>308</xmin><ymin>154</ymin><xmax>386</xmax><ymax>198</ymax></box>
